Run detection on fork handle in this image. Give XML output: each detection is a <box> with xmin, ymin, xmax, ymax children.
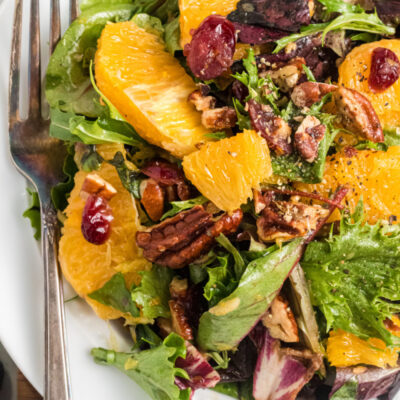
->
<box><xmin>42</xmin><ymin>205</ymin><xmax>72</xmax><ymax>400</ymax></box>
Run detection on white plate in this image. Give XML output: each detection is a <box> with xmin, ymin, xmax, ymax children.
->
<box><xmin>0</xmin><ymin>1</ymin><xmax>229</xmax><ymax>399</ymax></box>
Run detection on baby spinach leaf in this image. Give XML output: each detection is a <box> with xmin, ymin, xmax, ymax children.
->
<box><xmin>108</xmin><ymin>152</ymin><xmax>143</xmax><ymax>199</ymax></box>
<box><xmin>161</xmin><ymin>196</ymin><xmax>208</xmax><ymax>220</ymax></box>
<box><xmin>45</xmin><ymin>4</ymin><xmax>137</xmax><ymax>117</ymax></box>
<box><xmin>131</xmin><ymin>266</ymin><xmax>174</xmax><ymax>319</ymax></box>
<box><xmin>23</xmin><ymin>188</ymin><xmax>41</xmax><ymax>240</ymax></box>
<box><xmin>88</xmin><ymin>272</ymin><xmax>140</xmax><ymax>317</ymax></box>
<box><xmin>197</xmin><ymin>238</ymin><xmax>304</xmax><ymax>351</ymax></box>
<box><xmin>92</xmin><ymin>333</ymin><xmax>191</xmax><ymax>400</ymax></box>
<box><xmin>302</xmin><ymin>201</ymin><xmax>400</xmax><ymax>346</ymax></box>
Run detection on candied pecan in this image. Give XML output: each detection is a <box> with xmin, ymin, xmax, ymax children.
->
<box><xmin>136</xmin><ymin>206</ymin><xmax>243</xmax><ymax>269</ymax></box>
<box><xmin>169</xmin><ymin>300</ymin><xmax>193</xmax><ymax>340</ymax></box>
<box><xmin>80</xmin><ymin>173</ymin><xmax>117</xmax><ymax>201</ymax></box>
<box><xmin>384</xmin><ymin>317</ymin><xmax>400</xmax><ymax>335</ymax></box>
<box><xmin>291</xmin><ymin>81</ymin><xmax>337</xmax><ymax>108</ymax></box>
<box><xmin>253</xmin><ymin>189</ymin><xmax>268</xmax><ymax>214</ymax></box>
<box><xmin>202</xmin><ymin>107</ymin><xmax>237</xmax><ymax>130</ymax></box>
<box><xmin>140</xmin><ymin>179</ymin><xmax>165</xmax><ymax>221</ymax></box>
<box><xmin>262</xmin><ymin>294</ymin><xmax>299</xmax><ymax>343</ymax></box>
<box><xmin>294</xmin><ymin>115</ymin><xmax>326</xmax><ymax>163</ymax></box>
<box><xmin>188</xmin><ymin>89</ymin><xmax>216</xmax><ymax>112</ymax></box>
<box><xmin>257</xmin><ymin>200</ymin><xmax>329</xmax><ymax>242</ymax></box>
<box><xmin>334</xmin><ymin>87</ymin><xmax>384</xmax><ymax>143</ymax></box>
<box><xmin>248</xmin><ymin>99</ymin><xmax>292</xmax><ymax>155</ymax></box>
<box><xmin>263</xmin><ymin>57</ymin><xmax>306</xmax><ymax>93</ymax></box>
<box><xmin>170</xmin><ymin>276</ymin><xmax>189</xmax><ymax>299</ymax></box>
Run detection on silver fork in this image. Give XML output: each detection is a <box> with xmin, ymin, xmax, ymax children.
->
<box><xmin>8</xmin><ymin>0</ymin><xmax>78</xmax><ymax>398</ymax></box>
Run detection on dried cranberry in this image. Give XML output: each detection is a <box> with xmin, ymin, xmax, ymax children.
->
<box><xmin>184</xmin><ymin>15</ymin><xmax>236</xmax><ymax>80</ymax></box>
<box><xmin>232</xmin><ymin>80</ymin><xmax>249</xmax><ymax>104</ymax></box>
<box><xmin>141</xmin><ymin>159</ymin><xmax>184</xmax><ymax>186</ymax></box>
<box><xmin>369</xmin><ymin>47</ymin><xmax>400</xmax><ymax>93</ymax></box>
<box><xmin>81</xmin><ymin>195</ymin><xmax>113</xmax><ymax>245</ymax></box>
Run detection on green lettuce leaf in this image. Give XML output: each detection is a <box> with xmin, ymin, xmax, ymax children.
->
<box><xmin>302</xmin><ymin>201</ymin><xmax>400</xmax><ymax>345</ymax></box>
<box><xmin>216</xmin><ymin>234</ymin><xmax>246</xmax><ymax>279</ymax></box>
<box><xmin>132</xmin><ymin>324</ymin><xmax>163</xmax><ymax>350</ymax></box>
<box><xmin>131</xmin><ymin>265</ymin><xmax>174</xmax><ymax>319</ymax></box>
<box><xmin>161</xmin><ymin>196</ymin><xmax>208</xmax><ymax>220</ymax></box>
<box><xmin>164</xmin><ymin>17</ymin><xmax>181</xmax><ymax>54</ymax></box>
<box><xmin>92</xmin><ymin>333</ymin><xmax>191</xmax><ymax>400</ymax></box>
<box><xmin>88</xmin><ymin>272</ymin><xmax>140</xmax><ymax>317</ymax></box>
<box><xmin>23</xmin><ymin>188</ymin><xmax>41</xmax><ymax>240</ymax></box>
<box><xmin>197</xmin><ymin>238</ymin><xmax>304</xmax><ymax>351</ymax></box>
<box><xmin>132</xmin><ymin>13</ymin><xmax>164</xmax><ymax>37</ymax></box>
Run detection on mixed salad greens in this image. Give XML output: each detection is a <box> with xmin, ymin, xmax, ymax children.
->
<box><xmin>23</xmin><ymin>0</ymin><xmax>400</xmax><ymax>398</ymax></box>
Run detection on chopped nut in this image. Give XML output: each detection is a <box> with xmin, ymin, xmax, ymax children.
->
<box><xmin>264</xmin><ymin>58</ymin><xmax>306</xmax><ymax>92</ymax></box>
<box><xmin>253</xmin><ymin>189</ymin><xmax>268</xmax><ymax>214</ymax></box>
<box><xmin>334</xmin><ymin>87</ymin><xmax>384</xmax><ymax>143</ymax></box>
<box><xmin>294</xmin><ymin>115</ymin><xmax>326</xmax><ymax>163</ymax></box>
<box><xmin>136</xmin><ymin>206</ymin><xmax>243</xmax><ymax>269</ymax></box>
<box><xmin>201</xmin><ymin>107</ymin><xmax>237</xmax><ymax>130</ymax></box>
<box><xmin>188</xmin><ymin>89</ymin><xmax>216</xmax><ymax>112</ymax></box>
<box><xmin>291</xmin><ymin>81</ymin><xmax>337</xmax><ymax>108</ymax></box>
<box><xmin>262</xmin><ymin>295</ymin><xmax>299</xmax><ymax>343</ymax></box>
<box><xmin>140</xmin><ymin>179</ymin><xmax>165</xmax><ymax>221</ymax></box>
<box><xmin>257</xmin><ymin>200</ymin><xmax>329</xmax><ymax>242</ymax></box>
<box><xmin>80</xmin><ymin>173</ymin><xmax>117</xmax><ymax>201</ymax></box>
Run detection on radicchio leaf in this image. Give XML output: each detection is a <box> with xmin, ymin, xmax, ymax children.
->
<box><xmin>228</xmin><ymin>0</ymin><xmax>312</xmax><ymax>32</ymax></box>
<box><xmin>233</xmin><ymin>22</ymin><xmax>287</xmax><ymax>44</ymax></box>
<box><xmin>175</xmin><ymin>342</ymin><xmax>220</xmax><ymax>390</ymax></box>
<box><xmin>252</xmin><ymin>326</ymin><xmax>322</xmax><ymax>400</ymax></box>
<box><xmin>374</xmin><ymin>0</ymin><xmax>400</xmax><ymax>25</ymax></box>
<box><xmin>330</xmin><ymin>367</ymin><xmax>400</xmax><ymax>400</ymax></box>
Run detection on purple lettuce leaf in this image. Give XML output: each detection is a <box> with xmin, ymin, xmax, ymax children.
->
<box><xmin>233</xmin><ymin>22</ymin><xmax>287</xmax><ymax>44</ymax></box>
<box><xmin>330</xmin><ymin>367</ymin><xmax>400</xmax><ymax>400</ymax></box>
<box><xmin>252</xmin><ymin>325</ymin><xmax>322</xmax><ymax>400</ymax></box>
<box><xmin>175</xmin><ymin>342</ymin><xmax>220</xmax><ymax>390</ymax></box>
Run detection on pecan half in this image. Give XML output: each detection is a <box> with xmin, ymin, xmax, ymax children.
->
<box><xmin>262</xmin><ymin>294</ymin><xmax>299</xmax><ymax>343</ymax></box>
<box><xmin>294</xmin><ymin>115</ymin><xmax>326</xmax><ymax>163</ymax></box>
<box><xmin>140</xmin><ymin>179</ymin><xmax>165</xmax><ymax>221</ymax></box>
<box><xmin>169</xmin><ymin>300</ymin><xmax>193</xmax><ymax>340</ymax></box>
<box><xmin>248</xmin><ymin>99</ymin><xmax>292</xmax><ymax>155</ymax></box>
<box><xmin>80</xmin><ymin>173</ymin><xmax>117</xmax><ymax>201</ymax></box>
<box><xmin>291</xmin><ymin>81</ymin><xmax>337</xmax><ymax>108</ymax></box>
<box><xmin>257</xmin><ymin>199</ymin><xmax>329</xmax><ymax>242</ymax></box>
<box><xmin>136</xmin><ymin>206</ymin><xmax>243</xmax><ymax>269</ymax></box>
<box><xmin>333</xmin><ymin>86</ymin><xmax>384</xmax><ymax>143</ymax></box>
<box><xmin>188</xmin><ymin>89</ymin><xmax>216</xmax><ymax>112</ymax></box>
<box><xmin>202</xmin><ymin>107</ymin><xmax>237</xmax><ymax>130</ymax></box>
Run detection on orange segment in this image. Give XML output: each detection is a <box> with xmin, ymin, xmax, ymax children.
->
<box><xmin>327</xmin><ymin>330</ymin><xmax>399</xmax><ymax>368</ymax></box>
<box><xmin>59</xmin><ymin>144</ymin><xmax>151</xmax><ymax>321</ymax></box>
<box><xmin>182</xmin><ymin>130</ymin><xmax>272</xmax><ymax>211</ymax></box>
<box><xmin>179</xmin><ymin>0</ymin><xmax>240</xmax><ymax>47</ymax></box>
<box><xmin>338</xmin><ymin>39</ymin><xmax>400</xmax><ymax>131</ymax></box>
<box><xmin>95</xmin><ymin>20</ymin><xmax>211</xmax><ymax>158</ymax></box>
<box><xmin>295</xmin><ymin>146</ymin><xmax>400</xmax><ymax>224</ymax></box>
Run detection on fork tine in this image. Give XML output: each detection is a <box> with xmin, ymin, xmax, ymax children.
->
<box><xmin>9</xmin><ymin>0</ymin><xmax>23</xmax><ymax>125</ymax></box>
<box><xmin>70</xmin><ymin>0</ymin><xmax>79</xmax><ymax>23</ymax></box>
<box><xmin>50</xmin><ymin>0</ymin><xmax>61</xmax><ymax>54</ymax></box>
<box><xmin>28</xmin><ymin>0</ymin><xmax>41</xmax><ymax>119</ymax></box>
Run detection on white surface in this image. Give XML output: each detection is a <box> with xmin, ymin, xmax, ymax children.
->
<box><xmin>0</xmin><ymin>1</ymin><xmax>229</xmax><ymax>399</ymax></box>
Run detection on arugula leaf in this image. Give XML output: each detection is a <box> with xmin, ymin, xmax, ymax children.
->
<box><xmin>45</xmin><ymin>4</ymin><xmax>137</xmax><ymax>117</ymax></box>
<box><xmin>330</xmin><ymin>379</ymin><xmax>358</xmax><ymax>400</ymax></box>
<box><xmin>206</xmin><ymin>351</ymin><xmax>230</xmax><ymax>370</ymax></box>
<box><xmin>161</xmin><ymin>196</ymin><xmax>208</xmax><ymax>221</ymax></box>
<box><xmin>216</xmin><ymin>234</ymin><xmax>246</xmax><ymax>280</ymax></box>
<box><xmin>92</xmin><ymin>333</ymin><xmax>191</xmax><ymax>400</ymax></box>
<box><xmin>302</xmin><ymin>64</ymin><xmax>316</xmax><ymax>82</ymax></box>
<box><xmin>197</xmin><ymin>238</ymin><xmax>304</xmax><ymax>351</ymax></box>
<box><xmin>204</xmin><ymin>255</ymin><xmax>237</xmax><ymax>307</ymax></box>
<box><xmin>233</xmin><ymin>99</ymin><xmax>252</xmax><ymax>130</ymax></box>
<box><xmin>164</xmin><ymin>17</ymin><xmax>181</xmax><ymax>54</ymax></box>
<box><xmin>23</xmin><ymin>188</ymin><xmax>41</xmax><ymax>240</ymax></box>
<box><xmin>353</xmin><ymin>140</ymin><xmax>388</xmax><ymax>151</ymax></box>
<box><xmin>274</xmin><ymin>12</ymin><xmax>394</xmax><ymax>54</ymax></box>
<box><xmin>351</xmin><ymin>32</ymin><xmax>379</xmax><ymax>42</ymax></box>
<box><xmin>204</xmin><ymin>131</ymin><xmax>227</xmax><ymax>140</ymax></box>
<box><xmin>302</xmin><ymin>201</ymin><xmax>400</xmax><ymax>345</ymax></box>
<box><xmin>318</xmin><ymin>0</ymin><xmax>363</xmax><ymax>15</ymax></box>
<box><xmin>51</xmin><ymin>145</ymin><xmax>78</xmax><ymax>211</ymax></box>
<box><xmin>88</xmin><ymin>272</ymin><xmax>140</xmax><ymax>317</ymax></box>
<box><xmin>131</xmin><ymin>265</ymin><xmax>174</xmax><ymax>319</ymax></box>
<box><xmin>108</xmin><ymin>152</ymin><xmax>143</xmax><ymax>199</ymax></box>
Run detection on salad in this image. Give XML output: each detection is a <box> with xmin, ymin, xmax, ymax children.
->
<box><xmin>25</xmin><ymin>0</ymin><xmax>400</xmax><ymax>398</ymax></box>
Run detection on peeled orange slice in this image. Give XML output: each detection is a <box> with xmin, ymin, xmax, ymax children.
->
<box><xmin>182</xmin><ymin>130</ymin><xmax>272</xmax><ymax>211</ymax></box>
<box><xmin>295</xmin><ymin>146</ymin><xmax>400</xmax><ymax>224</ymax></box>
<box><xmin>327</xmin><ymin>330</ymin><xmax>398</xmax><ymax>368</ymax></box>
<box><xmin>338</xmin><ymin>39</ymin><xmax>400</xmax><ymax>132</ymax></box>
<box><xmin>179</xmin><ymin>0</ymin><xmax>240</xmax><ymax>47</ymax></box>
<box><xmin>95</xmin><ymin>20</ymin><xmax>211</xmax><ymax>158</ymax></box>
<box><xmin>59</xmin><ymin>144</ymin><xmax>151</xmax><ymax>321</ymax></box>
